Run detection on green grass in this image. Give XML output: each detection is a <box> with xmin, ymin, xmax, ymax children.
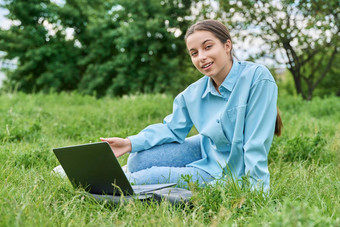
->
<box><xmin>0</xmin><ymin>92</ymin><xmax>339</xmax><ymax>226</ymax></box>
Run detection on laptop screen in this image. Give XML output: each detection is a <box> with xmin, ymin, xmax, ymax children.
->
<box><xmin>53</xmin><ymin>142</ymin><xmax>134</xmax><ymax>195</ymax></box>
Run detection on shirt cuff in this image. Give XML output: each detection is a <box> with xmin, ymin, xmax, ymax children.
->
<box><xmin>127</xmin><ymin>134</ymin><xmax>145</xmax><ymax>153</ymax></box>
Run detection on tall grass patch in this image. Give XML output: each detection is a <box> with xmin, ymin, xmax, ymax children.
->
<box><xmin>0</xmin><ymin>92</ymin><xmax>339</xmax><ymax>226</ymax></box>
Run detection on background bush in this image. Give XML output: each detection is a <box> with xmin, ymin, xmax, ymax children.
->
<box><xmin>1</xmin><ymin>0</ymin><xmax>338</xmax><ymax>99</ymax></box>
<box><xmin>0</xmin><ymin>0</ymin><xmax>200</xmax><ymax>97</ymax></box>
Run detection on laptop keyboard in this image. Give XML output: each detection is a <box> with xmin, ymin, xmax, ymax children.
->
<box><xmin>132</xmin><ymin>183</ymin><xmax>176</xmax><ymax>194</ymax></box>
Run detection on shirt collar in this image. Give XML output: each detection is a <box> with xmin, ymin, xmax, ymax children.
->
<box><xmin>201</xmin><ymin>76</ymin><xmax>216</xmax><ymax>98</ymax></box>
<box><xmin>202</xmin><ymin>58</ymin><xmax>240</xmax><ymax>99</ymax></box>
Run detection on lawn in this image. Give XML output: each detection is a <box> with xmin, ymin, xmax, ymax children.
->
<box><xmin>0</xmin><ymin>92</ymin><xmax>339</xmax><ymax>226</ymax></box>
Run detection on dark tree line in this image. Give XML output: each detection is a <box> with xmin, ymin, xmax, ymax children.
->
<box><xmin>0</xmin><ymin>0</ymin><xmax>339</xmax><ymax>99</ymax></box>
<box><xmin>0</xmin><ymin>0</ymin><xmax>200</xmax><ymax>97</ymax></box>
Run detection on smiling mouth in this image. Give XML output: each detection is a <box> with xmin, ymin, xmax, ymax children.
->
<box><xmin>202</xmin><ymin>62</ymin><xmax>213</xmax><ymax>69</ymax></box>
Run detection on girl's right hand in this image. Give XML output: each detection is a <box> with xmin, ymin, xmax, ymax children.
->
<box><xmin>100</xmin><ymin>137</ymin><xmax>132</xmax><ymax>157</ymax></box>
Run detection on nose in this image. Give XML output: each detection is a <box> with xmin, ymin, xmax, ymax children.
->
<box><xmin>198</xmin><ymin>52</ymin><xmax>207</xmax><ymax>62</ymax></box>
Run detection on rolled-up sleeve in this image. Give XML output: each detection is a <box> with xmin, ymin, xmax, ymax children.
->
<box><xmin>243</xmin><ymin>78</ymin><xmax>277</xmax><ymax>191</ymax></box>
<box><xmin>128</xmin><ymin>93</ymin><xmax>193</xmax><ymax>153</ymax></box>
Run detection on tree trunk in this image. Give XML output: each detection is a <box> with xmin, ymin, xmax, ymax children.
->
<box><xmin>290</xmin><ymin>70</ymin><xmax>306</xmax><ymax>99</ymax></box>
<box><xmin>307</xmin><ymin>84</ymin><xmax>314</xmax><ymax>100</ymax></box>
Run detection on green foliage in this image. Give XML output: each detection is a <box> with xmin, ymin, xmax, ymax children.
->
<box><xmin>0</xmin><ymin>93</ymin><xmax>339</xmax><ymax>226</ymax></box>
<box><xmin>217</xmin><ymin>0</ymin><xmax>340</xmax><ymax>100</ymax></box>
<box><xmin>313</xmin><ymin>52</ymin><xmax>340</xmax><ymax>97</ymax></box>
<box><xmin>267</xmin><ymin>199</ymin><xmax>336</xmax><ymax>226</ymax></box>
<box><xmin>186</xmin><ymin>173</ymin><xmax>272</xmax><ymax>226</ymax></box>
<box><xmin>13</xmin><ymin>142</ymin><xmax>55</xmax><ymax>168</ymax></box>
<box><xmin>1</xmin><ymin>0</ymin><xmax>338</xmax><ymax>99</ymax></box>
<box><xmin>0</xmin><ymin>0</ymin><xmax>200</xmax><ymax>97</ymax></box>
<box><xmin>269</xmin><ymin>94</ymin><xmax>339</xmax><ymax>165</ymax></box>
<box><xmin>274</xmin><ymin>69</ymin><xmax>297</xmax><ymax>97</ymax></box>
<box><xmin>271</xmin><ymin>132</ymin><xmax>330</xmax><ymax>164</ymax></box>
<box><xmin>76</xmin><ymin>0</ymin><xmax>195</xmax><ymax>96</ymax></box>
<box><xmin>0</xmin><ymin>0</ymin><xmax>82</xmax><ymax>92</ymax></box>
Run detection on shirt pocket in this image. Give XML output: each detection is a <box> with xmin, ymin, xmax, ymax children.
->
<box><xmin>201</xmin><ymin>118</ymin><xmax>231</xmax><ymax>153</ymax></box>
<box><xmin>221</xmin><ymin>105</ymin><xmax>247</xmax><ymax>143</ymax></box>
<box><xmin>215</xmin><ymin>118</ymin><xmax>231</xmax><ymax>152</ymax></box>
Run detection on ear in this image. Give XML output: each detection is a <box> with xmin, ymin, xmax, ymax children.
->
<box><xmin>224</xmin><ymin>40</ymin><xmax>232</xmax><ymax>54</ymax></box>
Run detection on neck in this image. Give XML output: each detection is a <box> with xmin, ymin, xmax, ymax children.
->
<box><xmin>212</xmin><ymin>58</ymin><xmax>233</xmax><ymax>90</ymax></box>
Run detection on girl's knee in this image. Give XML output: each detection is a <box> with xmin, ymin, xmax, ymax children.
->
<box><xmin>127</xmin><ymin>152</ymin><xmax>140</xmax><ymax>173</ymax></box>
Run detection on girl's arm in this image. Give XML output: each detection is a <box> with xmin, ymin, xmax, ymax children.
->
<box><xmin>243</xmin><ymin>76</ymin><xmax>278</xmax><ymax>191</ymax></box>
<box><xmin>128</xmin><ymin>93</ymin><xmax>193</xmax><ymax>153</ymax></box>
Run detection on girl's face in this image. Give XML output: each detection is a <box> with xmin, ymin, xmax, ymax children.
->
<box><xmin>186</xmin><ymin>30</ymin><xmax>232</xmax><ymax>85</ymax></box>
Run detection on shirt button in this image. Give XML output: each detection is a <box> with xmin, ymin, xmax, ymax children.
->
<box><xmin>216</xmin><ymin>119</ymin><xmax>220</xmax><ymax>124</ymax></box>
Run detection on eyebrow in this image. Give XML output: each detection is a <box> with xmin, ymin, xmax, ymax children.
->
<box><xmin>189</xmin><ymin>39</ymin><xmax>214</xmax><ymax>52</ymax></box>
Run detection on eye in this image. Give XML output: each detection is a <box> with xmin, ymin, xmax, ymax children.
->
<box><xmin>191</xmin><ymin>51</ymin><xmax>198</xmax><ymax>57</ymax></box>
<box><xmin>205</xmin><ymin>45</ymin><xmax>212</xmax><ymax>50</ymax></box>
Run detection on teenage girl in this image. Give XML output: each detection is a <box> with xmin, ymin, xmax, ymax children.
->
<box><xmin>101</xmin><ymin>19</ymin><xmax>282</xmax><ymax>191</ymax></box>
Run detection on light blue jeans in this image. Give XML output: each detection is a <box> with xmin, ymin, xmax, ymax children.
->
<box><xmin>125</xmin><ymin>135</ymin><xmax>214</xmax><ymax>186</ymax></box>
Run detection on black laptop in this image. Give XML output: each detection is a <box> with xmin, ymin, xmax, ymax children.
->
<box><xmin>52</xmin><ymin>142</ymin><xmax>176</xmax><ymax>198</ymax></box>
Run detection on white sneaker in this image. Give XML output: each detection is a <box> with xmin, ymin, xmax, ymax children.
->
<box><xmin>122</xmin><ymin>165</ymin><xmax>129</xmax><ymax>173</ymax></box>
<box><xmin>52</xmin><ymin>165</ymin><xmax>67</xmax><ymax>177</ymax></box>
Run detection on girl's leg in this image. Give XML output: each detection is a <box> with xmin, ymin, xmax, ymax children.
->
<box><xmin>127</xmin><ymin>135</ymin><xmax>201</xmax><ymax>173</ymax></box>
<box><xmin>125</xmin><ymin>166</ymin><xmax>213</xmax><ymax>186</ymax></box>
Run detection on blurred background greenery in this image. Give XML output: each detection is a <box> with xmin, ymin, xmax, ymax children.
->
<box><xmin>0</xmin><ymin>0</ymin><xmax>339</xmax><ymax>99</ymax></box>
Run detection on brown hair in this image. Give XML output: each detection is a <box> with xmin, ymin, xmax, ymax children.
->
<box><xmin>275</xmin><ymin>107</ymin><xmax>283</xmax><ymax>136</ymax></box>
<box><xmin>185</xmin><ymin>19</ymin><xmax>283</xmax><ymax>137</ymax></box>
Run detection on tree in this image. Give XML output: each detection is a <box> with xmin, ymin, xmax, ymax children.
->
<box><xmin>0</xmin><ymin>0</ymin><xmax>81</xmax><ymax>92</ymax></box>
<box><xmin>218</xmin><ymin>0</ymin><xmax>339</xmax><ymax>100</ymax></box>
<box><xmin>0</xmin><ymin>0</ymin><xmax>199</xmax><ymax>97</ymax></box>
<box><xmin>71</xmin><ymin>0</ymin><xmax>195</xmax><ymax>96</ymax></box>
<box><xmin>313</xmin><ymin>51</ymin><xmax>340</xmax><ymax>97</ymax></box>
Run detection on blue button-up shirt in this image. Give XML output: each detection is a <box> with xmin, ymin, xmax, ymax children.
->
<box><xmin>129</xmin><ymin>59</ymin><xmax>278</xmax><ymax>191</ymax></box>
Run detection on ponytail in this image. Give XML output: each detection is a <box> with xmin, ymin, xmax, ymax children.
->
<box><xmin>275</xmin><ymin>107</ymin><xmax>283</xmax><ymax>136</ymax></box>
